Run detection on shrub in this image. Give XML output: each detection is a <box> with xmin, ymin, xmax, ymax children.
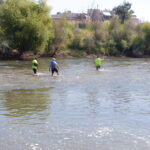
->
<box><xmin>0</xmin><ymin>0</ymin><xmax>53</xmax><ymax>54</ymax></box>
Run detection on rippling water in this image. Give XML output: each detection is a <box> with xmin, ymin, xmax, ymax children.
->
<box><xmin>0</xmin><ymin>58</ymin><xmax>150</xmax><ymax>150</ymax></box>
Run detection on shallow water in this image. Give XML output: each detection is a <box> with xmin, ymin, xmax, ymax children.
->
<box><xmin>0</xmin><ymin>58</ymin><xmax>150</xmax><ymax>150</ymax></box>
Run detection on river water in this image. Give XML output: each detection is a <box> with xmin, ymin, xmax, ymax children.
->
<box><xmin>0</xmin><ymin>58</ymin><xmax>150</xmax><ymax>150</ymax></box>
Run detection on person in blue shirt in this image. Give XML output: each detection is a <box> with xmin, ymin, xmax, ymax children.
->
<box><xmin>49</xmin><ymin>58</ymin><xmax>59</xmax><ymax>76</ymax></box>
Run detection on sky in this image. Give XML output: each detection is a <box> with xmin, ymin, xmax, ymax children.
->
<box><xmin>46</xmin><ymin>0</ymin><xmax>150</xmax><ymax>22</ymax></box>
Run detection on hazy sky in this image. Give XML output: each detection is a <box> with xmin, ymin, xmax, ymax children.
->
<box><xmin>47</xmin><ymin>0</ymin><xmax>150</xmax><ymax>21</ymax></box>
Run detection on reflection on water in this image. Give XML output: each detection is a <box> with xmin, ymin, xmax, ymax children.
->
<box><xmin>3</xmin><ymin>88</ymin><xmax>51</xmax><ymax>118</ymax></box>
<box><xmin>0</xmin><ymin>58</ymin><xmax>150</xmax><ymax>150</ymax></box>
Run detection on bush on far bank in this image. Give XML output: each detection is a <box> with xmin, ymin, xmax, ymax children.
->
<box><xmin>0</xmin><ymin>0</ymin><xmax>53</xmax><ymax>56</ymax></box>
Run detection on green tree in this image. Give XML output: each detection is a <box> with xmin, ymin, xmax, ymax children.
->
<box><xmin>0</xmin><ymin>0</ymin><xmax>53</xmax><ymax>54</ymax></box>
<box><xmin>141</xmin><ymin>23</ymin><xmax>150</xmax><ymax>55</ymax></box>
<box><xmin>108</xmin><ymin>19</ymin><xmax>132</xmax><ymax>55</ymax></box>
<box><xmin>113</xmin><ymin>1</ymin><xmax>134</xmax><ymax>24</ymax></box>
<box><xmin>49</xmin><ymin>17</ymin><xmax>73</xmax><ymax>56</ymax></box>
<box><xmin>90</xmin><ymin>22</ymin><xmax>109</xmax><ymax>54</ymax></box>
<box><xmin>71</xmin><ymin>28</ymin><xmax>84</xmax><ymax>50</ymax></box>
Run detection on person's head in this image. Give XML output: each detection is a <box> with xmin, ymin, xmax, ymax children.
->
<box><xmin>52</xmin><ymin>58</ymin><xmax>56</xmax><ymax>61</ymax></box>
<box><xmin>97</xmin><ymin>56</ymin><xmax>99</xmax><ymax>58</ymax></box>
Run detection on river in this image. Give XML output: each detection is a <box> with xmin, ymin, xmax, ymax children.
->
<box><xmin>0</xmin><ymin>58</ymin><xmax>150</xmax><ymax>150</ymax></box>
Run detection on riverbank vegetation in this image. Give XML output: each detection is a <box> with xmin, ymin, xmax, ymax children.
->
<box><xmin>0</xmin><ymin>0</ymin><xmax>150</xmax><ymax>59</ymax></box>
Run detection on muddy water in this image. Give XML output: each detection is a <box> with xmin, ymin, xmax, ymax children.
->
<box><xmin>0</xmin><ymin>58</ymin><xmax>150</xmax><ymax>150</ymax></box>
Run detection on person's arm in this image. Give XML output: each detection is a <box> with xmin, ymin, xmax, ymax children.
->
<box><xmin>102</xmin><ymin>56</ymin><xmax>105</xmax><ymax>61</ymax></box>
<box><xmin>49</xmin><ymin>65</ymin><xmax>51</xmax><ymax>72</ymax></box>
<box><xmin>49</xmin><ymin>63</ymin><xmax>51</xmax><ymax>72</ymax></box>
<box><xmin>55</xmin><ymin>61</ymin><xmax>59</xmax><ymax>69</ymax></box>
<box><xmin>56</xmin><ymin>63</ymin><xmax>59</xmax><ymax>70</ymax></box>
<box><xmin>36</xmin><ymin>62</ymin><xmax>38</xmax><ymax>69</ymax></box>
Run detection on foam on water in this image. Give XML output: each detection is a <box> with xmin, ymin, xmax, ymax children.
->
<box><xmin>142</xmin><ymin>63</ymin><xmax>149</xmax><ymax>65</ymax></box>
<box><xmin>88</xmin><ymin>127</ymin><xmax>113</xmax><ymax>138</ymax></box>
<box><xmin>35</xmin><ymin>72</ymin><xmax>48</xmax><ymax>76</ymax></box>
<box><xmin>98</xmin><ymin>68</ymin><xmax>112</xmax><ymax>72</ymax></box>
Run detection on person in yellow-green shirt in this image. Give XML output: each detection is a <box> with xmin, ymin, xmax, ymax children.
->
<box><xmin>95</xmin><ymin>56</ymin><xmax>104</xmax><ymax>70</ymax></box>
<box><xmin>32</xmin><ymin>58</ymin><xmax>38</xmax><ymax>74</ymax></box>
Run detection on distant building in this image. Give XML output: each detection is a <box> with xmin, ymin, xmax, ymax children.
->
<box><xmin>0</xmin><ymin>0</ymin><xmax>4</xmax><ymax>4</ymax></box>
<box><xmin>102</xmin><ymin>9</ymin><xmax>112</xmax><ymax>20</ymax></box>
<box><xmin>51</xmin><ymin>9</ymin><xmax>142</xmax><ymax>25</ymax></box>
<box><xmin>52</xmin><ymin>11</ymin><xmax>90</xmax><ymax>22</ymax></box>
<box><xmin>87</xmin><ymin>9</ymin><xmax>103</xmax><ymax>22</ymax></box>
<box><xmin>51</xmin><ymin>9</ymin><xmax>113</xmax><ymax>22</ymax></box>
<box><xmin>129</xmin><ymin>15</ymin><xmax>141</xmax><ymax>24</ymax></box>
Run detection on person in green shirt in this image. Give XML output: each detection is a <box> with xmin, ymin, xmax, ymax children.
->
<box><xmin>95</xmin><ymin>56</ymin><xmax>104</xmax><ymax>70</ymax></box>
<box><xmin>32</xmin><ymin>58</ymin><xmax>38</xmax><ymax>74</ymax></box>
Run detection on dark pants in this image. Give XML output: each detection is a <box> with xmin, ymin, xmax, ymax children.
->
<box><xmin>33</xmin><ymin>69</ymin><xmax>37</xmax><ymax>74</ymax></box>
<box><xmin>96</xmin><ymin>66</ymin><xmax>101</xmax><ymax>70</ymax></box>
<box><xmin>51</xmin><ymin>68</ymin><xmax>59</xmax><ymax>76</ymax></box>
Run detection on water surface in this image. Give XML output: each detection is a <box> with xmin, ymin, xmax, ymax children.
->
<box><xmin>0</xmin><ymin>58</ymin><xmax>150</xmax><ymax>150</ymax></box>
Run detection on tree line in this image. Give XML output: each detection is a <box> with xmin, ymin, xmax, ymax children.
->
<box><xmin>0</xmin><ymin>0</ymin><xmax>150</xmax><ymax>59</ymax></box>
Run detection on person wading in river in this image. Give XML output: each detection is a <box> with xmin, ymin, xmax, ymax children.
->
<box><xmin>32</xmin><ymin>58</ymin><xmax>38</xmax><ymax>74</ymax></box>
<box><xmin>49</xmin><ymin>58</ymin><xmax>59</xmax><ymax>76</ymax></box>
<box><xmin>95</xmin><ymin>56</ymin><xmax>104</xmax><ymax>70</ymax></box>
